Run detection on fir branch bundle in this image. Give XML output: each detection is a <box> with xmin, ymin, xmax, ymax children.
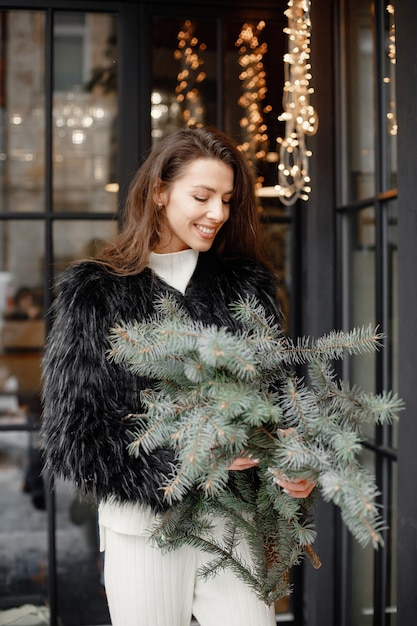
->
<box><xmin>108</xmin><ymin>294</ymin><xmax>403</xmax><ymax>603</ymax></box>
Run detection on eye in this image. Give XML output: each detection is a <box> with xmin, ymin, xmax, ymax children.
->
<box><xmin>222</xmin><ymin>198</ymin><xmax>232</xmax><ymax>206</ymax></box>
<box><xmin>194</xmin><ymin>196</ymin><xmax>208</xmax><ymax>203</ymax></box>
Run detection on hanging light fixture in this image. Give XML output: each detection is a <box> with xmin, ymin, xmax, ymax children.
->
<box><xmin>235</xmin><ymin>21</ymin><xmax>269</xmax><ymax>187</ymax></box>
<box><xmin>261</xmin><ymin>0</ymin><xmax>318</xmax><ymax>205</ymax></box>
<box><xmin>174</xmin><ymin>20</ymin><xmax>207</xmax><ymax>127</ymax></box>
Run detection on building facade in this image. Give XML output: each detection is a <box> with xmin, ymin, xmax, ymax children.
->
<box><xmin>0</xmin><ymin>1</ymin><xmax>415</xmax><ymax>624</ymax></box>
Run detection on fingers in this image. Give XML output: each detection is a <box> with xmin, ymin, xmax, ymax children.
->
<box><xmin>276</xmin><ymin>427</ymin><xmax>296</xmax><ymax>437</ymax></box>
<box><xmin>274</xmin><ymin>475</ymin><xmax>316</xmax><ymax>498</ymax></box>
<box><xmin>228</xmin><ymin>457</ymin><xmax>316</xmax><ymax>498</ymax></box>
<box><xmin>274</xmin><ymin>429</ymin><xmax>316</xmax><ymax>497</ymax></box>
<box><xmin>228</xmin><ymin>456</ymin><xmax>260</xmax><ymax>471</ymax></box>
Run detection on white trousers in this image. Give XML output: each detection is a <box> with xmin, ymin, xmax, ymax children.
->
<box><xmin>103</xmin><ymin>527</ymin><xmax>276</xmax><ymax>626</ymax></box>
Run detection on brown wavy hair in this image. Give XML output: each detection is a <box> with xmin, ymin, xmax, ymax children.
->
<box><xmin>97</xmin><ymin>126</ymin><xmax>269</xmax><ymax>275</ymax></box>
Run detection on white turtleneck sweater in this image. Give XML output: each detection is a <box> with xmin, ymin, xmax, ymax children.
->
<box><xmin>148</xmin><ymin>248</ymin><xmax>199</xmax><ymax>294</ymax></box>
<box><xmin>98</xmin><ymin>249</ymin><xmax>199</xmax><ymax>542</ymax></box>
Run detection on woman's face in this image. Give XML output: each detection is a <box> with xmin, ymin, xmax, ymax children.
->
<box><xmin>155</xmin><ymin>158</ymin><xmax>234</xmax><ymax>254</ymax></box>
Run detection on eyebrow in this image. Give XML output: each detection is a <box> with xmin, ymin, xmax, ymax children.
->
<box><xmin>191</xmin><ymin>184</ymin><xmax>234</xmax><ymax>194</ymax></box>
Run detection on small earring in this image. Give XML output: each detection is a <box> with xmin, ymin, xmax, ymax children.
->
<box><xmin>157</xmin><ymin>203</ymin><xmax>164</xmax><ymax>210</ymax></box>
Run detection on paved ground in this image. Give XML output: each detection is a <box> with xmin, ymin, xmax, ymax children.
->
<box><xmin>0</xmin><ymin>425</ymin><xmax>111</xmax><ymax>626</ymax></box>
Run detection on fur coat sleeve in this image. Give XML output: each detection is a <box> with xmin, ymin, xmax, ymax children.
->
<box><xmin>41</xmin><ymin>252</ymin><xmax>281</xmax><ymax>512</ymax></box>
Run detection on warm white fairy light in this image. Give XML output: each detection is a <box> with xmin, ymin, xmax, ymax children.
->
<box><xmin>386</xmin><ymin>5</ymin><xmax>395</xmax><ymax>64</ymax></box>
<box><xmin>235</xmin><ymin>21</ymin><xmax>269</xmax><ymax>183</ymax></box>
<box><xmin>275</xmin><ymin>0</ymin><xmax>318</xmax><ymax>205</ymax></box>
<box><xmin>385</xmin><ymin>4</ymin><xmax>397</xmax><ymax>136</ymax></box>
<box><xmin>174</xmin><ymin>20</ymin><xmax>207</xmax><ymax>127</ymax></box>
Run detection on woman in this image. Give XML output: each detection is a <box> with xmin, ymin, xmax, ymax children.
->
<box><xmin>41</xmin><ymin>126</ymin><xmax>314</xmax><ymax>626</ymax></box>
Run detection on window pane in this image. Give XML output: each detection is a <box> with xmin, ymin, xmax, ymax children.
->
<box><xmin>343</xmin><ymin>208</ymin><xmax>376</xmax><ymax>440</ymax></box>
<box><xmin>388</xmin><ymin>200</ymin><xmax>398</xmax><ymax>449</ymax></box>
<box><xmin>349</xmin><ymin>448</ymin><xmax>375</xmax><ymax>625</ymax></box>
<box><xmin>349</xmin><ymin>458</ymin><xmax>397</xmax><ymax>625</ymax></box>
<box><xmin>53</xmin><ymin>12</ymin><xmax>119</xmax><ymax>212</ymax></box>
<box><xmin>389</xmin><ymin>461</ymin><xmax>397</xmax><ymax>622</ymax></box>
<box><xmin>0</xmin><ymin>11</ymin><xmax>45</xmax><ymax>214</ymax></box>
<box><xmin>46</xmin><ymin>220</ymin><xmax>117</xmax><ymax>624</ymax></box>
<box><xmin>0</xmin><ymin>219</ymin><xmax>46</xmax><ymax>613</ymax></box>
<box><xmin>0</xmin><ymin>429</ymin><xmax>48</xmax><ymax>609</ymax></box>
<box><xmin>52</xmin><ymin>219</ymin><xmax>118</xmax><ymax>280</ymax></box>
<box><xmin>0</xmin><ymin>220</ymin><xmax>44</xmax><ymax>412</ymax></box>
<box><xmin>54</xmin><ymin>477</ymin><xmax>110</xmax><ymax>624</ymax></box>
<box><xmin>262</xmin><ymin>214</ymin><xmax>292</xmax><ymax>334</ymax></box>
<box><xmin>349</xmin><ymin>207</ymin><xmax>376</xmax><ymax>382</ymax></box>
<box><xmin>342</xmin><ymin>1</ymin><xmax>375</xmax><ymax>202</ymax></box>
<box><xmin>151</xmin><ymin>16</ymin><xmax>285</xmax><ymax>197</ymax></box>
<box><xmin>151</xmin><ymin>17</ymin><xmax>217</xmax><ymax>143</ymax></box>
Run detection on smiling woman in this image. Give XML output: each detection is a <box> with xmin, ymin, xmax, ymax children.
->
<box><xmin>154</xmin><ymin>158</ymin><xmax>234</xmax><ymax>253</ymax></box>
<box><xmin>40</xmin><ymin>126</ymin><xmax>308</xmax><ymax>626</ymax></box>
<box><xmin>88</xmin><ymin>125</ymin><xmax>269</xmax><ymax>275</ymax></box>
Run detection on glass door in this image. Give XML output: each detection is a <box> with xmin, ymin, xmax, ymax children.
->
<box><xmin>0</xmin><ymin>8</ymin><xmax>119</xmax><ymax>624</ymax></box>
<box><xmin>335</xmin><ymin>1</ymin><xmax>398</xmax><ymax>624</ymax></box>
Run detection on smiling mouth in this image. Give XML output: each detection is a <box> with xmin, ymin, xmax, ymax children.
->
<box><xmin>196</xmin><ymin>225</ymin><xmax>216</xmax><ymax>235</ymax></box>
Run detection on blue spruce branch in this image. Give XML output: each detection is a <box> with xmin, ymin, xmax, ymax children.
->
<box><xmin>108</xmin><ymin>294</ymin><xmax>403</xmax><ymax>603</ymax></box>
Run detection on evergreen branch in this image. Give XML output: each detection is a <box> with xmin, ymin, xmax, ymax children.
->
<box><xmin>198</xmin><ymin>456</ymin><xmax>230</xmax><ymax>494</ymax></box>
<box><xmin>229</xmin><ymin>295</ymin><xmax>282</xmax><ymax>337</ymax></box>
<box><xmin>280</xmin><ymin>324</ymin><xmax>384</xmax><ymax>362</ymax></box>
<box><xmin>279</xmin><ymin>375</ymin><xmax>320</xmax><ymax>435</ymax></box>
<box><xmin>319</xmin><ymin>469</ymin><xmax>384</xmax><ymax>547</ymax></box>
<box><xmin>270</xmin><ymin>432</ymin><xmax>329</xmax><ymax>475</ymax></box>
<box><xmin>330</xmin><ymin>382</ymin><xmax>403</xmax><ymax>426</ymax></box>
<box><xmin>290</xmin><ymin>519</ymin><xmax>317</xmax><ymax>546</ymax></box>
<box><xmin>197</xmin><ymin>326</ymin><xmax>257</xmax><ymax>379</ymax></box>
<box><xmin>261</xmin><ymin>477</ymin><xmax>306</xmax><ymax>521</ymax></box>
<box><xmin>107</xmin><ymin>295</ymin><xmax>403</xmax><ymax>603</ymax></box>
<box><xmin>185</xmin><ymin>534</ymin><xmax>261</xmax><ymax>596</ymax></box>
<box><xmin>162</xmin><ymin>464</ymin><xmax>196</xmax><ymax>505</ymax></box>
<box><xmin>127</xmin><ymin>415</ymin><xmax>173</xmax><ymax>455</ymax></box>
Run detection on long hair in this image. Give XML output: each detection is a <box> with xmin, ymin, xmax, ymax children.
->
<box><xmin>98</xmin><ymin>126</ymin><xmax>269</xmax><ymax>275</ymax></box>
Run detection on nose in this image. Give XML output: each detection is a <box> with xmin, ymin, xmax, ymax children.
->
<box><xmin>206</xmin><ymin>198</ymin><xmax>228</xmax><ymax>222</ymax></box>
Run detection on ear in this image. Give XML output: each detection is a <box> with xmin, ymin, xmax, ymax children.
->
<box><xmin>152</xmin><ymin>181</ymin><xmax>168</xmax><ymax>207</ymax></box>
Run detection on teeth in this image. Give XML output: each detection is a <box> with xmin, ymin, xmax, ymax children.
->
<box><xmin>197</xmin><ymin>225</ymin><xmax>215</xmax><ymax>234</ymax></box>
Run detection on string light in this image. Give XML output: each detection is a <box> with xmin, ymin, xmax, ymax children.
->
<box><xmin>235</xmin><ymin>21</ymin><xmax>269</xmax><ymax>186</ymax></box>
<box><xmin>384</xmin><ymin>4</ymin><xmax>397</xmax><ymax>136</ymax></box>
<box><xmin>174</xmin><ymin>20</ymin><xmax>207</xmax><ymax>127</ymax></box>
<box><xmin>275</xmin><ymin>0</ymin><xmax>318</xmax><ymax>205</ymax></box>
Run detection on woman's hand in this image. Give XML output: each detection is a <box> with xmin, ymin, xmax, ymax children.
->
<box><xmin>274</xmin><ymin>474</ymin><xmax>316</xmax><ymax>498</ymax></box>
<box><xmin>229</xmin><ymin>456</ymin><xmax>316</xmax><ymax>497</ymax></box>
<box><xmin>274</xmin><ymin>427</ymin><xmax>317</xmax><ymax>497</ymax></box>
<box><xmin>227</xmin><ymin>429</ymin><xmax>317</xmax><ymax>498</ymax></box>
<box><xmin>228</xmin><ymin>456</ymin><xmax>259</xmax><ymax>471</ymax></box>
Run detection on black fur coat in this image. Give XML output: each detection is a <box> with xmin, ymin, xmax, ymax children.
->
<box><xmin>41</xmin><ymin>251</ymin><xmax>280</xmax><ymax>512</ymax></box>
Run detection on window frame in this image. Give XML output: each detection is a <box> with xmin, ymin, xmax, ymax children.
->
<box><xmin>334</xmin><ymin>1</ymin><xmax>398</xmax><ymax>624</ymax></box>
